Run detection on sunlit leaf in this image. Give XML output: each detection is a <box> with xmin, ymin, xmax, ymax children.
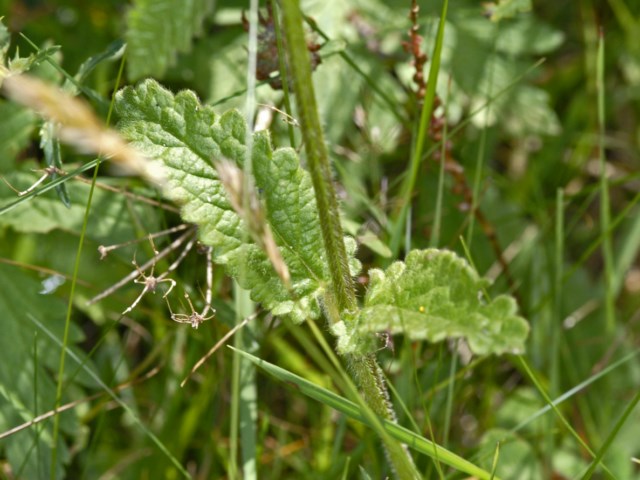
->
<box><xmin>483</xmin><ymin>0</ymin><xmax>532</xmax><ymax>22</ymax></box>
<box><xmin>115</xmin><ymin>79</ymin><xmax>361</xmax><ymax>322</ymax></box>
<box><xmin>342</xmin><ymin>249</ymin><xmax>529</xmax><ymax>355</ymax></box>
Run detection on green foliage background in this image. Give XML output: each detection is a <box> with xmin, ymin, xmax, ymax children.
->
<box><xmin>0</xmin><ymin>0</ymin><xmax>639</xmax><ymax>479</ymax></box>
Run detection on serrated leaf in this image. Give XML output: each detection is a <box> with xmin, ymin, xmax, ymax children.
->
<box><xmin>352</xmin><ymin>249</ymin><xmax>529</xmax><ymax>355</ymax></box>
<box><xmin>126</xmin><ymin>0</ymin><xmax>214</xmax><ymax>80</ymax></box>
<box><xmin>114</xmin><ymin>79</ymin><xmax>360</xmax><ymax>322</ymax></box>
<box><xmin>1</xmin><ymin>18</ymin><xmax>60</xmax><ymax>82</ymax></box>
<box><xmin>0</xmin><ymin>265</ymin><xmax>90</xmax><ymax>479</ymax></box>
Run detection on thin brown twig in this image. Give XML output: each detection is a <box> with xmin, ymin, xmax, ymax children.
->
<box><xmin>73</xmin><ymin>175</ymin><xmax>179</xmax><ymax>213</ymax></box>
<box><xmin>1</xmin><ymin>165</ymin><xmax>179</xmax><ymax>212</ymax></box>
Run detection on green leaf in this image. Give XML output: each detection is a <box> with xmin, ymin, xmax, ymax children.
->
<box><xmin>0</xmin><ymin>101</ymin><xmax>37</xmax><ymax>170</ymax></box>
<box><xmin>495</xmin><ymin>16</ymin><xmax>564</xmax><ymax>56</ymax></box>
<box><xmin>478</xmin><ymin>429</ymin><xmax>541</xmax><ymax>478</ymax></box>
<box><xmin>0</xmin><ymin>20</ymin><xmax>9</xmax><ymax>59</ymax></box>
<box><xmin>126</xmin><ymin>0</ymin><xmax>215</xmax><ymax>80</ymax></box>
<box><xmin>0</xmin><ymin>265</ymin><xmax>90</xmax><ymax>479</ymax></box>
<box><xmin>345</xmin><ymin>249</ymin><xmax>528</xmax><ymax>355</ymax></box>
<box><xmin>114</xmin><ymin>79</ymin><xmax>360</xmax><ymax>322</ymax></box>
<box><xmin>0</xmin><ymin>171</ymin><xmax>159</xmax><ymax>243</ymax></box>
<box><xmin>40</xmin><ymin>122</ymin><xmax>71</xmax><ymax>208</ymax></box>
<box><xmin>1</xmin><ymin>18</ymin><xmax>60</xmax><ymax>81</ymax></box>
<box><xmin>73</xmin><ymin>39</ymin><xmax>126</xmax><ymax>86</ymax></box>
<box><xmin>503</xmin><ymin>85</ymin><xmax>561</xmax><ymax>136</ymax></box>
<box><xmin>483</xmin><ymin>0</ymin><xmax>532</xmax><ymax>22</ymax></box>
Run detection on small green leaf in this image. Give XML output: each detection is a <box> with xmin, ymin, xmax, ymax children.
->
<box><xmin>115</xmin><ymin>79</ymin><xmax>360</xmax><ymax>322</ymax></box>
<box><xmin>126</xmin><ymin>0</ymin><xmax>214</xmax><ymax>80</ymax></box>
<box><xmin>347</xmin><ymin>249</ymin><xmax>528</xmax><ymax>355</ymax></box>
<box><xmin>483</xmin><ymin>0</ymin><xmax>532</xmax><ymax>22</ymax></box>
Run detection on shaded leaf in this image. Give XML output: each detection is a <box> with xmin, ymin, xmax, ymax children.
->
<box><xmin>0</xmin><ymin>265</ymin><xmax>90</xmax><ymax>479</ymax></box>
<box><xmin>0</xmin><ymin>171</ymin><xmax>159</xmax><ymax>243</ymax></box>
<box><xmin>0</xmin><ymin>101</ymin><xmax>37</xmax><ymax>170</ymax></box>
<box><xmin>503</xmin><ymin>85</ymin><xmax>561</xmax><ymax>136</ymax></box>
<box><xmin>495</xmin><ymin>16</ymin><xmax>564</xmax><ymax>56</ymax></box>
<box><xmin>126</xmin><ymin>0</ymin><xmax>215</xmax><ymax>80</ymax></box>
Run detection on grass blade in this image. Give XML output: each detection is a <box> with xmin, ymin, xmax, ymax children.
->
<box><xmin>229</xmin><ymin>347</ymin><xmax>500</xmax><ymax>480</ymax></box>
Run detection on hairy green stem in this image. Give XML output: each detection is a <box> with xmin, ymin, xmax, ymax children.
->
<box><xmin>279</xmin><ymin>2</ymin><xmax>417</xmax><ymax>477</ymax></box>
<box><xmin>279</xmin><ymin>0</ymin><xmax>356</xmax><ymax>316</ymax></box>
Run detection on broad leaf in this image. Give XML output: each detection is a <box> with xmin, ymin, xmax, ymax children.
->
<box><xmin>126</xmin><ymin>0</ymin><xmax>215</xmax><ymax>80</ymax></box>
<box><xmin>449</xmin><ymin>13</ymin><xmax>563</xmax><ymax>136</ymax></box>
<box><xmin>340</xmin><ymin>249</ymin><xmax>528</xmax><ymax>355</ymax></box>
<box><xmin>114</xmin><ymin>79</ymin><xmax>360</xmax><ymax>322</ymax></box>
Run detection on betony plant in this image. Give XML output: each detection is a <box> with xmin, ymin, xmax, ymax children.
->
<box><xmin>0</xmin><ymin>4</ymin><xmax>529</xmax><ymax>478</ymax></box>
<box><xmin>111</xmin><ymin>3</ymin><xmax>529</xmax><ymax>478</ymax></box>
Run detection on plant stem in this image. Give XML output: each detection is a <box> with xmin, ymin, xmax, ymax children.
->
<box><xmin>278</xmin><ymin>2</ymin><xmax>418</xmax><ymax>477</ymax></box>
<box><xmin>278</xmin><ymin>0</ymin><xmax>356</xmax><ymax>316</ymax></box>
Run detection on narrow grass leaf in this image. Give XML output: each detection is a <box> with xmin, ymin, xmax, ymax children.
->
<box><xmin>230</xmin><ymin>347</ymin><xmax>501</xmax><ymax>480</ymax></box>
<box><xmin>579</xmin><ymin>389</ymin><xmax>640</xmax><ymax>479</ymax></box>
<box><xmin>27</xmin><ymin>314</ymin><xmax>191</xmax><ymax>479</ymax></box>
